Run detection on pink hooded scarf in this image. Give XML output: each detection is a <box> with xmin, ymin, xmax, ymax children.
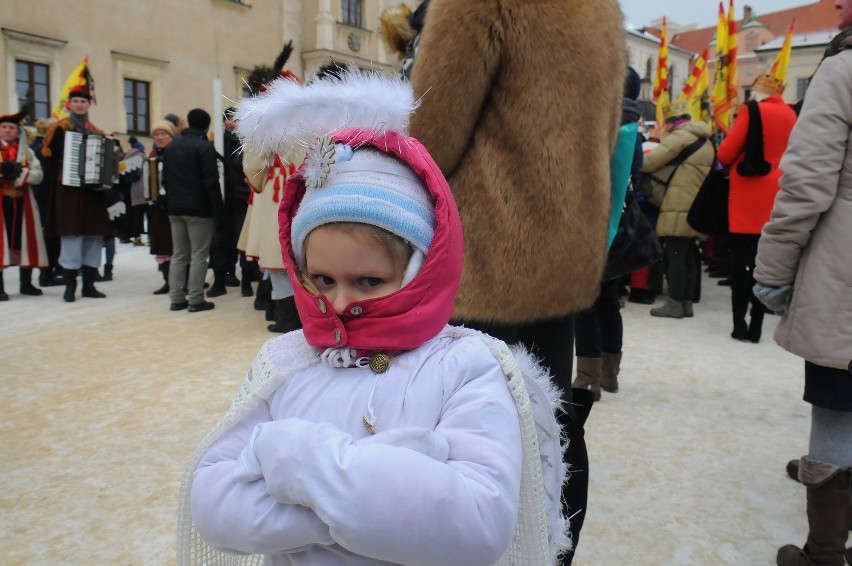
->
<box><xmin>278</xmin><ymin>128</ymin><xmax>464</xmax><ymax>354</ymax></box>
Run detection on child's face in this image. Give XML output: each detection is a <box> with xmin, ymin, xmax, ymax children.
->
<box><xmin>304</xmin><ymin>225</ymin><xmax>407</xmax><ymax>316</ymax></box>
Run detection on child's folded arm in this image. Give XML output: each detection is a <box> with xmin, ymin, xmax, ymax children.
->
<box><xmin>252</xmin><ymin>339</ymin><xmax>523</xmax><ymax>566</ymax></box>
<box><xmin>191</xmin><ymin>402</ymin><xmax>334</xmax><ymax>555</ymax></box>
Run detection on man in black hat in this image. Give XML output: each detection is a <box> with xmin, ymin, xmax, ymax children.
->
<box><xmin>162</xmin><ymin>108</ymin><xmax>222</xmax><ymax>313</ymax></box>
<box><xmin>0</xmin><ymin>110</ymin><xmax>46</xmax><ymax>300</ymax></box>
<box><xmin>41</xmin><ymin>85</ymin><xmax>111</xmax><ymax>302</ymax></box>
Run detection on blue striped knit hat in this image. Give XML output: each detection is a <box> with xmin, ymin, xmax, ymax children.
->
<box><xmin>291</xmin><ymin>142</ymin><xmax>435</xmax><ymax>268</ymax></box>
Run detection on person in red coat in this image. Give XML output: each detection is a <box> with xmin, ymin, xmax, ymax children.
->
<box><xmin>717</xmin><ymin>74</ymin><xmax>797</xmax><ymax>342</ymax></box>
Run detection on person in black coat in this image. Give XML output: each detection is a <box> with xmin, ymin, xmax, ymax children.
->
<box><xmin>162</xmin><ymin>108</ymin><xmax>222</xmax><ymax>312</ymax></box>
<box><xmin>207</xmin><ymin>107</ymin><xmax>256</xmax><ymax>298</ymax></box>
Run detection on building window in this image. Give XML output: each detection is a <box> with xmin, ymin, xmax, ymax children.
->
<box><xmin>124</xmin><ymin>78</ymin><xmax>150</xmax><ymax>135</ymax></box>
<box><xmin>796</xmin><ymin>78</ymin><xmax>808</xmax><ymax>100</ymax></box>
<box><xmin>15</xmin><ymin>60</ymin><xmax>51</xmax><ymax>124</ymax></box>
<box><xmin>341</xmin><ymin>0</ymin><xmax>363</xmax><ymax>27</ymax></box>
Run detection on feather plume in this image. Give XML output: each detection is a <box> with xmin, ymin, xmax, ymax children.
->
<box><xmin>273</xmin><ymin>40</ymin><xmax>294</xmax><ymax>73</ymax></box>
<box><xmin>235</xmin><ymin>67</ymin><xmax>418</xmax><ymax>162</ymax></box>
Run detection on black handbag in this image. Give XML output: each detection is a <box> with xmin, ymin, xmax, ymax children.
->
<box><xmin>603</xmin><ymin>184</ymin><xmax>663</xmax><ymax>281</ymax></box>
<box><xmin>687</xmin><ymin>166</ymin><xmax>729</xmax><ymax>235</ymax></box>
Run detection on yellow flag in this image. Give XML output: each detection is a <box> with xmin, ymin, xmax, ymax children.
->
<box><xmin>52</xmin><ymin>56</ymin><xmax>90</xmax><ymax>120</ymax></box>
<box><xmin>653</xmin><ymin>18</ymin><xmax>670</xmax><ymax>126</ymax></box>
<box><xmin>711</xmin><ymin>2</ymin><xmax>731</xmax><ymax>133</ymax></box>
<box><xmin>682</xmin><ymin>49</ymin><xmax>710</xmax><ymax>123</ymax></box>
<box><xmin>770</xmin><ymin>20</ymin><xmax>795</xmax><ymax>84</ymax></box>
<box><xmin>726</xmin><ymin>0</ymin><xmax>738</xmax><ymax>102</ymax></box>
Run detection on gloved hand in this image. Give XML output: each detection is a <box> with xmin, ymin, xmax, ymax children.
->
<box><xmin>106</xmin><ymin>201</ymin><xmax>126</xmax><ymax>220</ymax></box>
<box><xmin>0</xmin><ymin>161</ymin><xmax>22</xmax><ymax>180</ymax></box>
<box><xmin>753</xmin><ymin>281</ymin><xmax>793</xmax><ymax>316</ymax></box>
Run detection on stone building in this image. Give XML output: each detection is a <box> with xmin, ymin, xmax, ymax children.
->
<box><xmin>1</xmin><ymin>0</ymin><xmax>409</xmax><ymax>146</ymax></box>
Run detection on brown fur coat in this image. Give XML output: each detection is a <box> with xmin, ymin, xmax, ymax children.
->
<box><xmin>409</xmin><ymin>0</ymin><xmax>626</xmax><ymax>323</ymax></box>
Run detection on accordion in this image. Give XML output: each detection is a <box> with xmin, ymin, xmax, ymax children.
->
<box><xmin>62</xmin><ymin>131</ymin><xmax>119</xmax><ymax>190</ymax></box>
<box><xmin>143</xmin><ymin>157</ymin><xmax>165</xmax><ymax>201</ymax></box>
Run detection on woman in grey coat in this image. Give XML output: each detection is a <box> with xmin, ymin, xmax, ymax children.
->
<box><xmin>753</xmin><ymin>18</ymin><xmax>852</xmax><ymax>565</ymax></box>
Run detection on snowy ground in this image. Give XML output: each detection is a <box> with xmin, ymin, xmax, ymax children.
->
<box><xmin>0</xmin><ymin>242</ymin><xmax>809</xmax><ymax>564</ymax></box>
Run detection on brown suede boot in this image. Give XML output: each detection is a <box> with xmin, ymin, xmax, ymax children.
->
<box><xmin>600</xmin><ymin>352</ymin><xmax>622</xmax><ymax>393</ymax></box>
<box><xmin>572</xmin><ymin>356</ymin><xmax>602</xmax><ymax>402</ymax></box>
<box><xmin>776</xmin><ymin>457</ymin><xmax>851</xmax><ymax>566</ymax></box>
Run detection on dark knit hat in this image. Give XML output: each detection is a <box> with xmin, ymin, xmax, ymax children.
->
<box><xmin>164</xmin><ymin>113</ymin><xmax>181</xmax><ymax>127</ymax></box>
<box><xmin>187</xmin><ymin>108</ymin><xmax>211</xmax><ymax>130</ymax></box>
<box><xmin>624</xmin><ymin>66</ymin><xmax>641</xmax><ymax>101</ymax></box>
<box><xmin>68</xmin><ymin>85</ymin><xmax>92</xmax><ymax>101</ymax></box>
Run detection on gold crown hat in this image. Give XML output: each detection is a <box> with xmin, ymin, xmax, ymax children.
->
<box><xmin>752</xmin><ymin>74</ymin><xmax>785</xmax><ymax>95</ymax></box>
<box><xmin>662</xmin><ymin>98</ymin><xmax>691</xmax><ymax>121</ymax></box>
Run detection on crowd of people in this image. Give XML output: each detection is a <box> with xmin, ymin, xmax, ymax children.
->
<box><xmin>2</xmin><ymin>0</ymin><xmax>850</xmax><ymax>564</ymax></box>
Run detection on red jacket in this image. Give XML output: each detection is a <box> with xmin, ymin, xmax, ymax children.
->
<box><xmin>718</xmin><ymin>94</ymin><xmax>797</xmax><ymax>234</ymax></box>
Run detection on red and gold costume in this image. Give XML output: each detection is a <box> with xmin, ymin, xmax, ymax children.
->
<box><xmin>1</xmin><ymin>134</ymin><xmax>47</xmax><ymax>268</ymax></box>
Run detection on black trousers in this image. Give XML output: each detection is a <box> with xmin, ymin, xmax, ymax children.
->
<box><xmin>664</xmin><ymin>236</ymin><xmax>699</xmax><ymax>301</ymax></box>
<box><xmin>575</xmin><ymin>279</ymin><xmax>623</xmax><ymax>358</ymax></box>
<box><xmin>210</xmin><ymin>204</ymin><xmax>248</xmax><ymax>275</ymax></box>
<box><xmin>729</xmin><ymin>233</ymin><xmax>765</xmax><ymax>326</ymax></box>
<box><xmin>458</xmin><ymin>314</ymin><xmax>592</xmax><ymax>565</ymax></box>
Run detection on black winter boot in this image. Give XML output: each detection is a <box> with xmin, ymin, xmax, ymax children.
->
<box><xmin>63</xmin><ymin>268</ymin><xmax>78</xmax><ymax>302</ymax></box>
<box><xmin>19</xmin><ymin>268</ymin><xmax>43</xmax><ymax>296</ymax></box>
<box><xmin>101</xmin><ymin>263</ymin><xmax>113</xmax><ymax>281</ymax></box>
<box><xmin>268</xmin><ymin>296</ymin><xmax>303</xmax><ymax>333</ymax></box>
<box><xmin>207</xmin><ymin>272</ymin><xmax>228</xmax><ymax>298</ymax></box>
<box><xmin>39</xmin><ymin>267</ymin><xmax>62</xmax><ymax>287</ymax></box>
<box><xmin>747</xmin><ymin>305</ymin><xmax>765</xmax><ymax>343</ymax></box>
<box><xmin>153</xmin><ymin>261</ymin><xmax>170</xmax><ymax>295</ymax></box>
<box><xmin>0</xmin><ymin>272</ymin><xmax>8</xmax><ymax>301</ymax></box>
<box><xmin>240</xmin><ymin>269</ymin><xmax>254</xmax><ymax>297</ymax></box>
<box><xmin>254</xmin><ymin>278</ymin><xmax>271</xmax><ymax>312</ymax></box>
<box><xmin>81</xmin><ymin>266</ymin><xmax>106</xmax><ymax>298</ymax></box>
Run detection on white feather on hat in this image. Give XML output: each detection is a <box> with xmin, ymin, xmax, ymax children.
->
<box><xmin>234</xmin><ymin>67</ymin><xmax>418</xmax><ymax>163</ymax></box>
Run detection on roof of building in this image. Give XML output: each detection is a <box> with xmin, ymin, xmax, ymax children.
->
<box><xmin>644</xmin><ymin>0</ymin><xmax>840</xmax><ymax>55</ymax></box>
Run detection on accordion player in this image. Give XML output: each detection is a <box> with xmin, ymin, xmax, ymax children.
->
<box><xmin>62</xmin><ymin>131</ymin><xmax>119</xmax><ymax>190</ymax></box>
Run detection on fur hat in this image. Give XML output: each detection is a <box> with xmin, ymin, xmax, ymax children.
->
<box><xmin>151</xmin><ymin>120</ymin><xmax>176</xmax><ymax>138</ymax></box>
<box><xmin>752</xmin><ymin>74</ymin><xmax>785</xmax><ymax>96</ymax></box>
<box><xmin>35</xmin><ymin>117</ymin><xmax>56</xmax><ymax>136</ymax></box>
<box><xmin>187</xmin><ymin>108</ymin><xmax>211</xmax><ymax>130</ymax></box>
<box><xmin>379</xmin><ymin>4</ymin><xmax>415</xmax><ymax>59</ymax></box>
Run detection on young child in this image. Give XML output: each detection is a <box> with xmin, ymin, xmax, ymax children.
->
<box><xmin>178</xmin><ymin>70</ymin><xmax>567</xmax><ymax>565</ymax></box>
